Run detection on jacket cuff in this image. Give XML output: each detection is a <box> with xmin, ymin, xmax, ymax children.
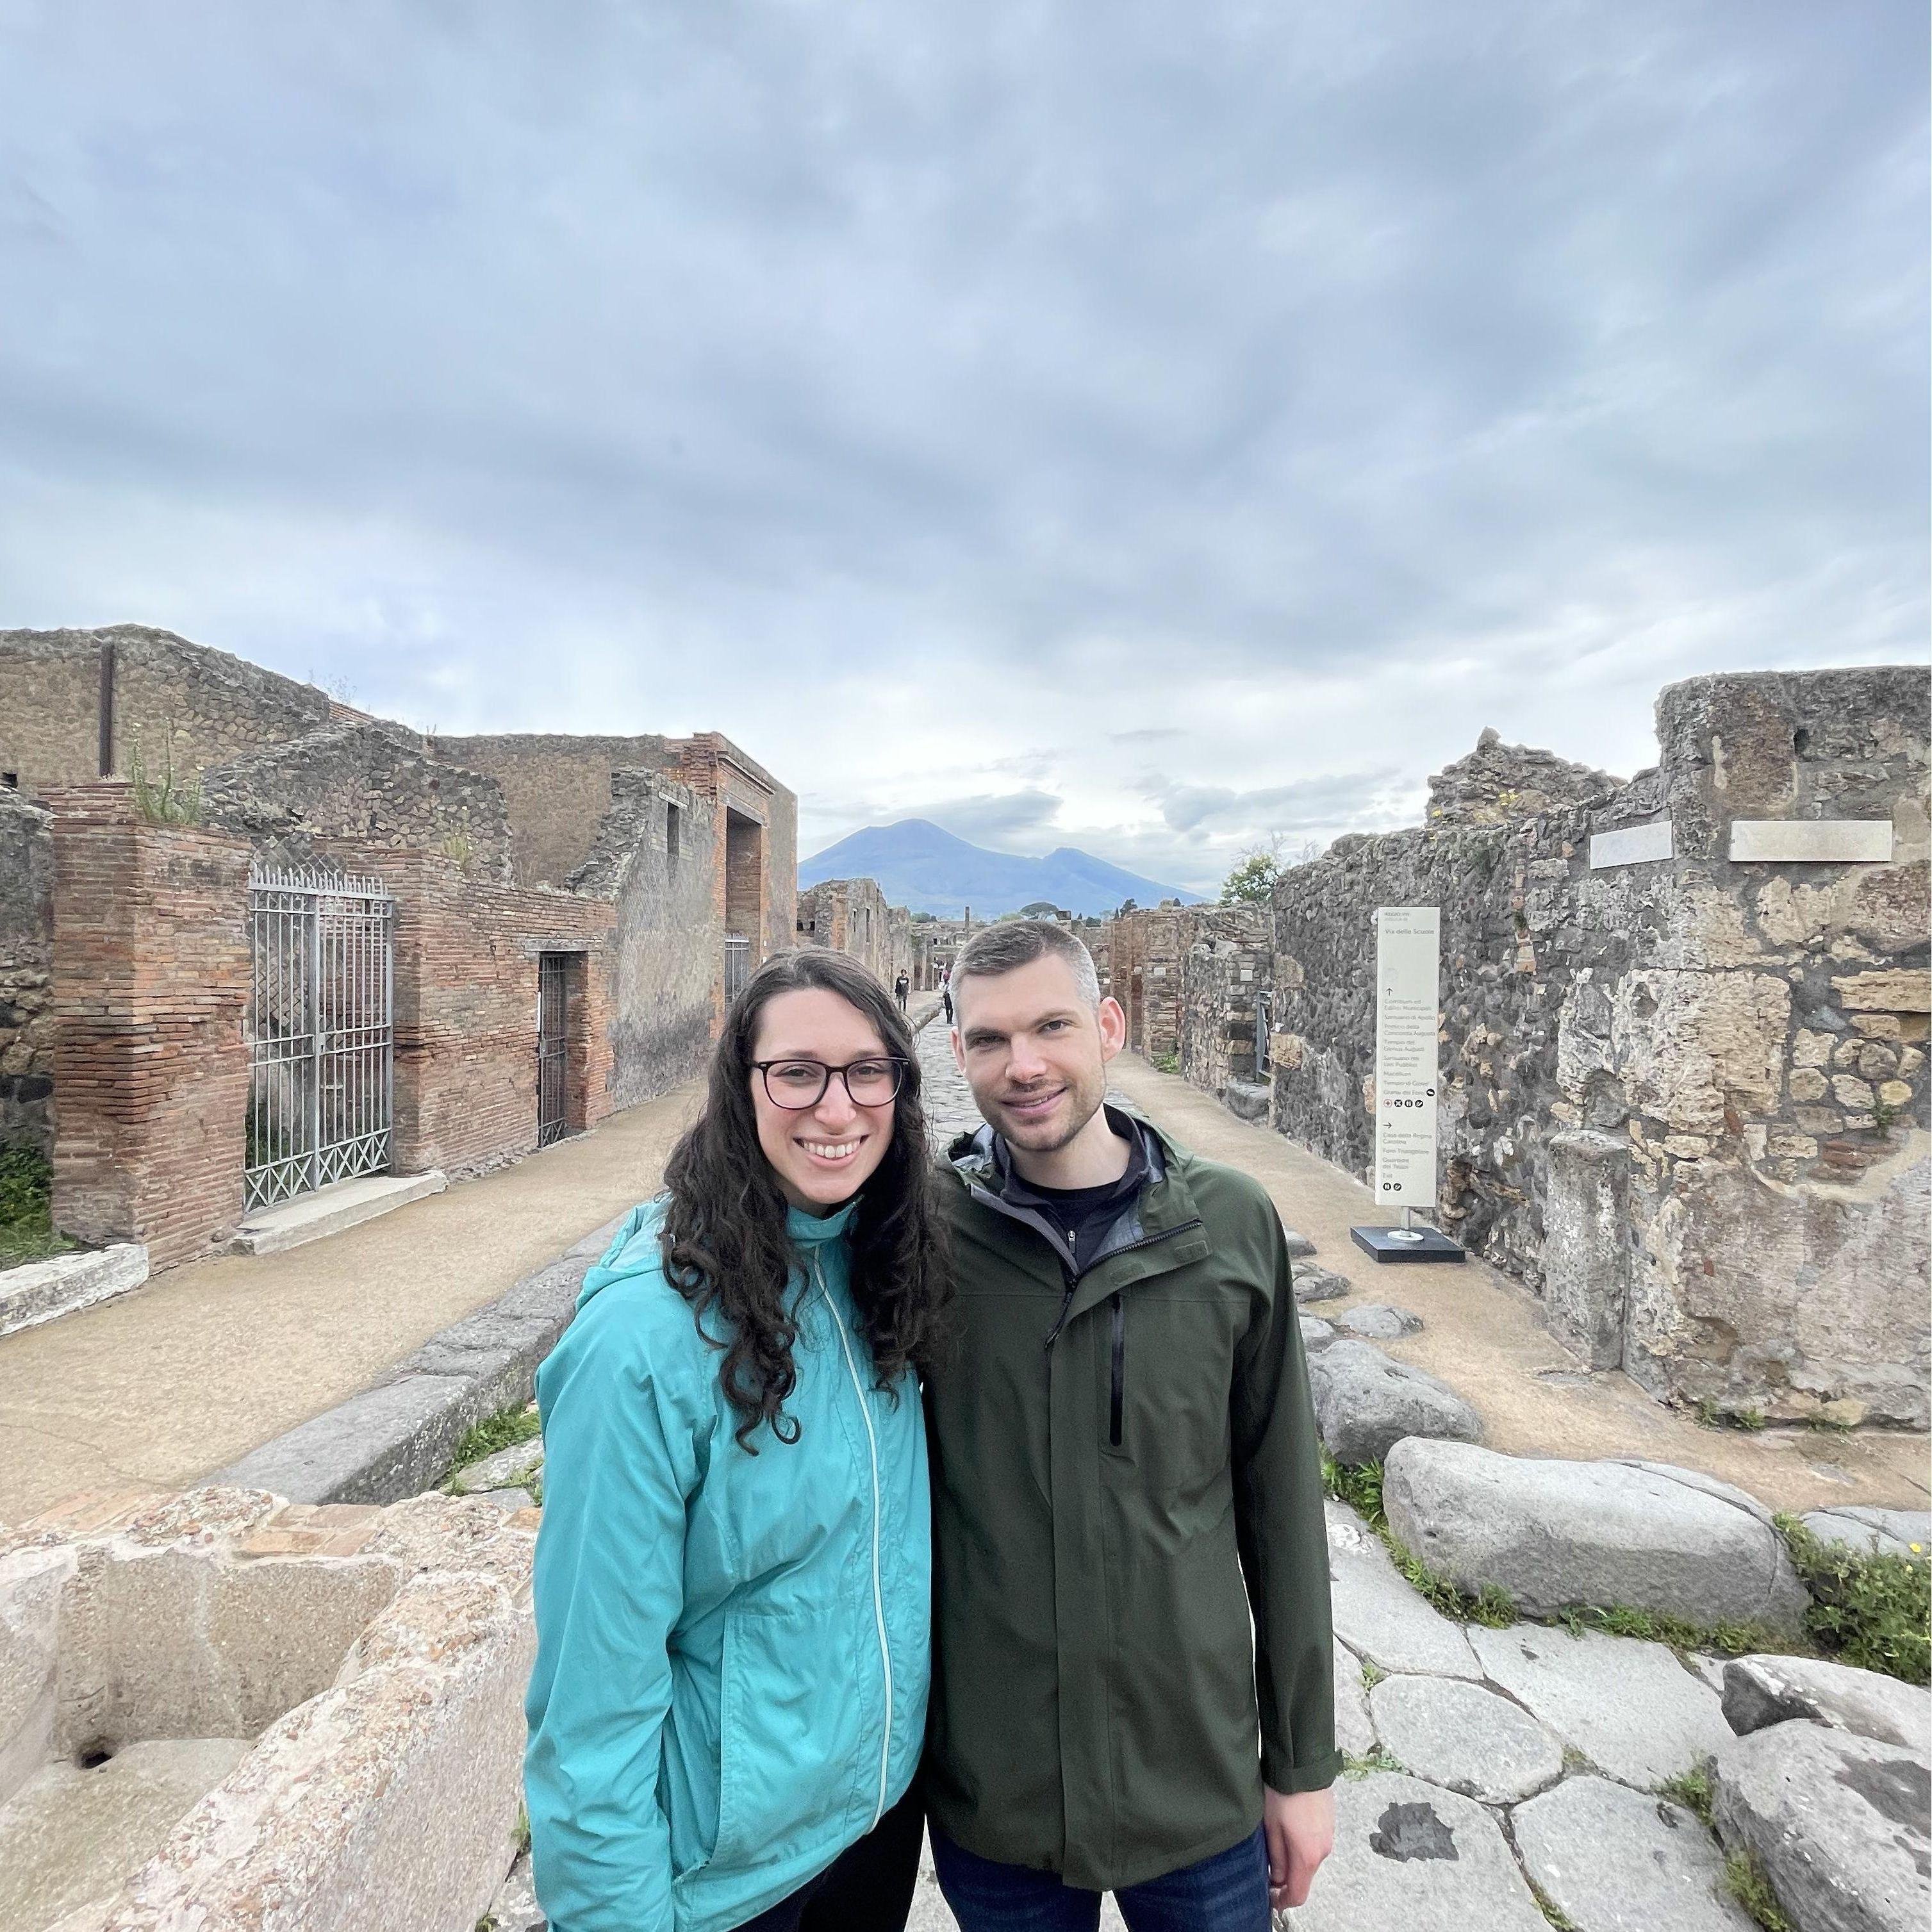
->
<box><xmin>1262</xmin><ymin>1745</ymin><xmax>1343</xmax><ymax>1794</ymax></box>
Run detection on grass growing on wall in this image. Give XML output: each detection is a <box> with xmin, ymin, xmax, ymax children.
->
<box><xmin>0</xmin><ymin>1143</ymin><xmax>72</xmax><ymax>1268</ymax></box>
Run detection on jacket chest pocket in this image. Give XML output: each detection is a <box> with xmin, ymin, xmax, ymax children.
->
<box><xmin>1098</xmin><ymin>1293</ymin><xmax>1242</xmax><ymax>1514</ymax></box>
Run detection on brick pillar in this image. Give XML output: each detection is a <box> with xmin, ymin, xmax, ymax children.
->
<box><xmin>46</xmin><ymin>784</ymin><xmax>253</xmax><ymax>1268</ymax></box>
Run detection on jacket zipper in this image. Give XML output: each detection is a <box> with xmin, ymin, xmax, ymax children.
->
<box><xmin>1040</xmin><ymin>1216</ymin><xmax>1205</xmax><ymax>1351</ymax></box>
<box><xmin>1109</xmin><ymin>1293</ymin><xmax>1125</xmax><ymax>1448</ymax></box>
<box><xmin>814</xmin><ymin>1253</ymin><xmax>894</xmax><ymax>1831</ymax></box>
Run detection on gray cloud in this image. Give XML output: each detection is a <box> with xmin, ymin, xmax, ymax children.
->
<box><xmin>0</xmin><ymin>1</ymin><xmax>1922</xmax><ymax>893</ymax></box>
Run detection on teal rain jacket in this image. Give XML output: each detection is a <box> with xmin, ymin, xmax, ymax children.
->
<box><xmin>524</xmin><ymin>1198</ymin><xmax>930</xmax><ymax>1932</ymax></box>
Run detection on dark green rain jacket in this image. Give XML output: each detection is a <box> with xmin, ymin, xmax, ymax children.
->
<box><xmin>922</xmin><ymin>1107</ymin><xmax>1339</xmax><ymax>1890</ymax></box>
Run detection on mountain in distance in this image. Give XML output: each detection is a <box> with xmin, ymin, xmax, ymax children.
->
<box><xmin>800</xmin><ymin>819</ymin><xmax>1203</xmax><ymax>918</ymax></box>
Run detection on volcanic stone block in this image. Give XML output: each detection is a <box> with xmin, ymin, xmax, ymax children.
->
<box><xmin>1309</xmin><ymin>1344</ymin><xmax>1483</xmax><ymax>1467</ymax></box>
<box><xmin>1382</xmin><ymin>1441</ymin><xmax>1810</xmax><ymax>1634</ymax></box>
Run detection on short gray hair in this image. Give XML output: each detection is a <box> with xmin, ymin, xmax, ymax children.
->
<box><xmin>954</xmin><ymin>920</ymin><xmax>1101</xmax><ymax>1012</ymax></box>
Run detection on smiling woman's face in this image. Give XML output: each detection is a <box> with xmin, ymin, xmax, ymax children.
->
<box><xmin>750</xmin><ymin>987</ymin><xmax>898</xmax><ymax>1213</ymax></box>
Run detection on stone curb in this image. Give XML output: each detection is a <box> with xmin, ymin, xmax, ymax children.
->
<box><xmin>212</xmin><ymin>1214</ymin><xmax>627</xmax><ymax>1507</ymax></box>
<box><xmin>0</xmin><ymin>1242</ymin><xmax>149</xmax><ymax>1339</ymax></box>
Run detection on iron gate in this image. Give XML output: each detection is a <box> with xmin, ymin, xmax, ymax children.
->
<box><xmin>537</xmin><ymin>953</ymin><xmax>570</xmax><ymax>1148</ymax></box>
<box><xmin>724</xmin><ymin>934</ymin><xmax>751</xmax><ymax>1005</ymax></box>
<box><xmin>245</xmin><ymin>867</ymin><xmax>395</xmax><ymax>1212</ymax></box>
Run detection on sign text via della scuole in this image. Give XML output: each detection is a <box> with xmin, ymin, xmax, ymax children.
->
<box><xmin>1373</xmin><ymin>905</ymin><xmax>1441</xmax><ymax>1211</ymax></box>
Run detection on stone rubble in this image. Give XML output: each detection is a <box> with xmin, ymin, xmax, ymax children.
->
<box><xmin>1335</xmin><ymin>1303</ymin><xmax>1424</xmax><ymax>1341</ymax></box>
<box><xmin>1291</xmin><ymin>1262</ymin><xmax>1352</xmax><ymax>1304</ymax></box>
<box><xmin>1307</xmin><ymin>1341</ymin><xmax>1485</xmax><ymax>1465</ymax></box>
<box><xmin>1721</xmin><ymin>1655</ymin><xmax>1932</xmax><ymax>1756</ymax></box>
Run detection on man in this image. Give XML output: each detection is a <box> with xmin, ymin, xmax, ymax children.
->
<box><xmin>923</xmin><ymin>920</ymin><xmax>1337</xmax><ymax>1931</ymax></box>
<box><xmin>895</xmin><ymin>968</ymin><xmax>911</xmax><ymax>1012</ymax></box>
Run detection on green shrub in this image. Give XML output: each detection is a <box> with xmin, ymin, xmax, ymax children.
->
<box><xmin>446</xmin><ymin>1401</ymin><xmax>542</xmax><ymax>1480</ymax></box>
<box><xmin>1323</xmin><ymin>1453</ymin><xmax>1385</xmax><ymax>1525</ymax></box>
<box><xmin>1778</xmin><ymin>1514</ymin><xmax>1931</xmax><ymax>1685</ymax></box>
<box><xmin>0</xmin><ymin>1142</ymin><xmax>71</xmax><ymax>1267</ymax></box>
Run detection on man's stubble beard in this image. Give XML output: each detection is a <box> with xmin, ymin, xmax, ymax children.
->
<box><xmin>991</xmin><ymin>1060</ymin><xmax>1108</xmax><ymax>1154</ymax></box>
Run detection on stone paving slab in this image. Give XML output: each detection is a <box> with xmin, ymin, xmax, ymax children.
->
<box><xmin>1468</xmin><ymin>1624</ymin><xmax>1734</xmax><ymax>1788</ymax></box>
<box><xmin>1284</xmin><ymin>1771</ymin><xmax>1549</xmax><ymax>1932</ymax></box>
<box><xmin>1326</xmin><ymin>1503</ymin><xmax>1481</xmax><ymax>1680</ymax></box>
<box><xmin>1367</xmin><ymin>1673</ymin><xmax>1565</xmax><ymax>1803</ymax></box>
<box><xmin>0</xmin><ymin>1245</ymin><xmax>148</xmax><ymax>1342</ymax></box>
<box><xmin>1512</xmin><ymin>1776</ymin><xmax>1754</xmax><ymax>1932</ymax></box>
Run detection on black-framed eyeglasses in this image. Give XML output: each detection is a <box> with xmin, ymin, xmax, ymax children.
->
<box><xmin>752</xmin><ymin>1057</ymin><xmax>908</xmax><ymax>1110</ymax></box>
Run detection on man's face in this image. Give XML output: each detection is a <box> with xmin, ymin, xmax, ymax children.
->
<box><xmin>952</xmin><ymin>954</ymin><xmax>1127</xmax><ymax>1153</ymax></box>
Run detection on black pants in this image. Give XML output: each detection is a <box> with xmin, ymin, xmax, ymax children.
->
<box><xmin>731</xmin><ymin>1782</ymin><xmax>925</xmax><ymax>1932</ymax></box>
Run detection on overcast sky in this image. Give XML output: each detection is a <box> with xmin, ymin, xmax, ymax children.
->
<box><xmin>1</xmin><ymin>3</ymin><xmax>1924</xmax><ymax>892</ymax></box>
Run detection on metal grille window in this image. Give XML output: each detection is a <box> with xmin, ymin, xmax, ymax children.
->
<box><xmin>538</xmin><ymin>953</ymin><xmax>571</xmax><ymax>1148</ymax></box>
<box><xmin>1255</xmin><ymin>987</ymin><xmax>1273</xmax><ymax>1075</ymax></box>
<box><xmin>245</xmin><ymin>867</ymin><xmax>394</xmax><ymax>1212</ymax></box>
<box><xmin>724</xmin><ymin>934</ymin><xmax>751</xmax><ymax>1005</ymax></box>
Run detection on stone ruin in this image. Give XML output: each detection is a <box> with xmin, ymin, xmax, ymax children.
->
<box><xmin>1168</xmin><ymin>664</ymin><xmax>1930</xmax><ymax>1430</ymax></box>
<box><xmin>0</xmin><ymin>1485</ymin><xmax>535</xmax><ymax>1932</ymax></box>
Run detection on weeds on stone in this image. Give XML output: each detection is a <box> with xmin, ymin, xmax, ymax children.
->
<box><xmin>1526</xmin><ymin>1878</ymin><xmax>1579</xmax><ymax>1931</ymax></box>
<box><xmin>1776</xmin><ymin>1514</ymin><xmax>1931</xmax><ymax>1686</ymax></box>
<box><xmin>1151</xmin><ymin>1052</ymin><xmax>1181</xmax><ymax>1075</ymax></box>
<box><xmin>128</xmin><ymin>731</ymin><xmax>203</xmax><ymax>827</ymax></box>
<box><xmin>1658</xmin><ymin>1763</ymin><xmax>1716</xmax><ymax>1828</ymax></box>
<box><xmin>1342</xmin><ymin>1746</ymin><xmax>1403</xmax><ymax>1778</ymax></box>
<box><xmin>514</xmin><ymin>1801</ymin><xmax>531</xmax><ymax>1858</ymax></box>
<box><xmin>1555</xmin><ymin>1599</ymin><xmax>1788</xmax><ymax>1660</ymax></box>
<box><xmin>1724</xmin><ymin>1849</ymin><xmax>1794</xmax><ymax>1932</ymax></box>
<box><xmin>1359</xmin><ymin>1657</ymin><xmax>1387</xmax><ymax>1690</ymax></box>
<box><xmin>447</xmin><ymin>1401</ymin><xmax>543</xmax><ymax>1482</ymax></box>
<box><xmin>1322</xmin><ymin>1454</ymin><xmax>1385</xmax><ymax>1524</ymax></box>
<box><xmin>1694</xmin><ymin>1397</ymin><xmax>1765</xmax><ymax>1432</ymax></box>
<box><xmin>0</xmin><ymin>1143</ymin><xmax>72</xmax><ymax>1269</ymax></box>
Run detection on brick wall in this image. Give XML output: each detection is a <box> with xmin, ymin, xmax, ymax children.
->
<box><xmin>425</xmin><ymin>734</ymin><xmax>681</xmax><ymax>888</ymax></box>
<box><xmin>334</xmin><ymin>848</ymin><xmax>618</xmax><ymax>1179</ymax></box>
<box><xmin>45</xmin><ymin>786</ymin><xmax>253</xmax><ymax>1268</ymax></box>
<box><xmin>1</xmin><ymin>790</ymin><xmax>55</xmax><ymax>1152</ymax></box>
<box><xmin>1104</xmin><ymin>905</ymin><xmax>1194</xmax><ymax>1061</ymax></box>
<box><xmin>798</xmin><ymin>878</ymin><xmax>905</xmax><ymax>989</ymax></box>
<box><xmin>1178</xmin><ymin>907</ymin><xmax>1269</xmax><ymax>1094</ymax></box>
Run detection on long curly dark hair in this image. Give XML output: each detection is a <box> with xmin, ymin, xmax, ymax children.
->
<box><xmin>660</xmin><ymin>948</ymin><xmax>950</xmax><ymax>1449</ymax></box>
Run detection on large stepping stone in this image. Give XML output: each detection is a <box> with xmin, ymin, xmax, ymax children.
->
<box><xmin>1722</xmin><ymin>1654</ymin><xmax>1932</xmax><ymax>1756</ymax></box>
<box><xmin>1300</xmin><ymin>1315</ymin><xmax>1336</xmax><ymax>1351</ymax></box>
<box><xmin>1713</xmin><ymin>1720</ymin><xmax>1931</xmax><ymax>1932</ymax></box>
<box><xmin>1337</xmin><ymin>1304</ymin><xmax>1424</xmax><ymax>1341</ymax></box>
<box><xmin>1284</xmin><ymin>1771</ymin><xmax>1548</xmax><ymax>1931</ymax></box>
<box><xmin>1334</xmin><ymin>1647</ymin><xmax>1376</xmax><ymax>1759</ymax></box>
<box><xmin>1366</xmin><ymin>1674</ymin><xmax>1564</xmax><ymax>1803</ymax></box>
<box><xmin>1309</xmin><ymin>1343</ymin><xmax>1483</xmax><ymax>1466</ymax></box>
<box><xmin>1799</xmin><ymin>1507</ymin><xmax>1932</xmax><ymax>1560</ymax></box>
<box><xmin>1382</xmin><ymin>1440</ymin><xmax>1810</xmax><ymax>1635</ymax></box>
<box><xmin>1468</xmin><ymin>1624</ymin><xmax>1733</xmax><ymax>1788</ymax></box>
<box><xmin>1326</xmin><ymin>1502</ymin><xmax>1480</xmax><ymax>1680</ymax></box>
<box><xmin>1512</xmin><ymin>1776</ymin><xmax>1754</xmax><ymax>1932</ymax></box>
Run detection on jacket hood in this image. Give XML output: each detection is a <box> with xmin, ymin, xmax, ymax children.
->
<box><xmin>576</xmin><ymin>1193</ymin><xmax>861</xmax><ymax>1312</ymax></box>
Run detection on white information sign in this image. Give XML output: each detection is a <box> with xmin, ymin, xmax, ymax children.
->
<box><xmin>1589</xmin><ymin>818</ymin><xmax>1675</xmax><ymax>870</ymax></box>
<box><xmin>1729</xmin><ymin>820</ymin><xmax>1894</xmax><ymax>864</ymax></box>
<box><xmin>1373</xmin><ymin>906</ymin><xmax>1441</xmax><ymax>1210</ymax></box>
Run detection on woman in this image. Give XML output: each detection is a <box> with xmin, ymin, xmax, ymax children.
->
<box><xmin>525</xmin><ymin>948</ymin><xmax>948</xmax><ymax>1932</ymax></box>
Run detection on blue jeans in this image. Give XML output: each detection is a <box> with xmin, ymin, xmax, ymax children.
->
<box><xmin>930</xmin><ymin>1826</ymin><xmax>1270</xmax><ymax>1932</ymax></box>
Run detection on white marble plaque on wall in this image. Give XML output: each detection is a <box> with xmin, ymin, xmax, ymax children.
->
<box><xmin>1589</xmin><ymin>818</ymin><xmax>1675</xmax><ymax>870</ymax></box>
<box><xmin>1373</xmin><ymin>906</ymin><xmax>1440</xmax><ymax>1210</ymax></box>
<box><xmin>1729</xmin><ymin>820</ymin><xmax>1894</xmax><ymax>863</ymax></box>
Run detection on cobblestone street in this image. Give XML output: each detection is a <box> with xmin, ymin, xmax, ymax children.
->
<box><xmin>913</xmin><ymin>1008</ymin><xmax>984</xmax><ymax>1148</ymax></box>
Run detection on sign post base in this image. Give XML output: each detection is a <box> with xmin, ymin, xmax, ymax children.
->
<box><xmin>1350</xmin><ymin>1223</ymin><xmax>1467</xmax><ymax>1264</ymax></box>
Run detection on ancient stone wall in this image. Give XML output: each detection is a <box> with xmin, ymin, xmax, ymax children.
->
<box><xmin>797</xmin><ymin>877</ymin><xmax>903</xmax><ymax>990</ymax></box>
<box><xmin>1107</xmin><ymin>904</ymin><xmax>1194</xmax><ymax>1061</ymax></box>
<box><xmin>0</xmin><ymin>790</ymin><xmax>54</xmax><ymax>1153</ymax></box>
<box><xmin>1266</xmin><ymin>668</ymin><xmax>1930</xmax><ymax>1426</ymax></box>
<box><xmin>570</xmin><ymin>770</ymin><xmax>720</xmax><ymax>1107</ymax></box>
<box><xmin>0</xmin><ymin>626</ymin><xmax>338</xmax><ymax>799</ymax></box>
<box><xmin>1178</xmin><ymin>907</ymin><xmax>1269</xmax><ymax>1096</ymax></box>
<box><xmin>338</xmin><ymin>848</ymin><xmax>618</xmax><ymax>1179</ymax></box>
<box><xmin>202</xmin><ymin>726</ymin><xmax>515</xmax><ymax>880</ymax></box>
<box><xmin>425</xmin><ymin>733</ymin><xmax>681</xmax><ymax>888</ymax></box>
<box><xmin>44</xmin><ymin>787</ymin><xmax>254</xmax><ymax>1268</ymax></box>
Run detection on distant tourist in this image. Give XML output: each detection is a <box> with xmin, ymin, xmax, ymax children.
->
<box><xmin>894</xmin><ymin>968</ymin><xmax>910</xmax><ymax>1011</ymax></box>
<box><xmin>525</xmin><ymin>950</ymin><xmax>948</xmax><ymax>1932</ymax></box>
<box><xmin>939</xmin><ymin>962</ymin><xmax>954</xmax><ymax>1027</ymax></box>
<box><xmin>922</xmin><ymin>920</ymin><xmax>1337</xmax><ymax>1929</ymax></box>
